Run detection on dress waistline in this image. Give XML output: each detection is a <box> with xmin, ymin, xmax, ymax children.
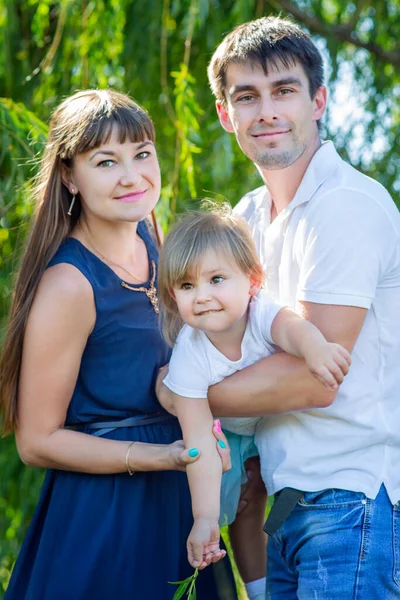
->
<box><xmin>66</xmin><ymin>412</ymin><xmax>177</xmax><ymax>437</ymax></box>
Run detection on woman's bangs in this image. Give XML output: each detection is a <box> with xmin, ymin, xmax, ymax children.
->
<box><xmin>74</xmin><ymin>106</ymin><xmax>155</xmax><ymax>156</ymax></box>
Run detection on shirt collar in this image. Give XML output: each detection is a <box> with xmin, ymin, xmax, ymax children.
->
<box><xmin>261</xmin><ymin>140</ymin><xmax>341</xmax><ymax>225</ymax></box>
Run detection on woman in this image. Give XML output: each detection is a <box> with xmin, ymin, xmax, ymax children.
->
<box><xmin>0</xmin><ymin>89</ymin><xmax>235</xmax><ymax>599</ymax></box>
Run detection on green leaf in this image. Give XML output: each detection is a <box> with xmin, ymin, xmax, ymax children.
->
<box><xmin>170</xmin><ymin>568</ymin><xmax>199</xmax><ymax>599</ymax></box>
<box><xmin>189</xmin><ymin>584</ymin><xmax>197</xmax><ymax>600</ymax></box>
<box><xmin>171</xmin><ymin>580</ymin><xmax>190</xmax><ymax>600</ymax></box>
<box><xmin>168</xmin><ymin>575</ymin><xmax>193</xmax><ymax>585</ymax></box>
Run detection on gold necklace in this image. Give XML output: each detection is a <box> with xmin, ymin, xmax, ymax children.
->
<box><xmin>120</xmin><ymin>264</ymin><xmax>159</xmax><ymax>314</ymax></box>
<box><xmin>80</xmin><ymin>229</ymin><xmax>159</xmax><ymax>314</ymax></box>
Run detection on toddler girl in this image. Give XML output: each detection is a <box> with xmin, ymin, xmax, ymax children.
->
<box><xmin>158</xmin><ymin>205</ymin><xmax>351</xmax><ymax>599</ymax></box>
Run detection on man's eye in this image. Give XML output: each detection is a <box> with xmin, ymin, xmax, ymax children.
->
<box><xmin>277</xmin><ymin>88</ymin><xmax>293</xmax><ymax>96</ymax></box>
<box><xmin>211</xmin><ymin>276</ymin><xmax>224</xmax><ymax>284</ymax></box>
<box><xmin>180</xmin><ymin>282</ymin><xmax>193</xmax><ymax>290</ymax></box>
<box><xmin>237</xmin><ymin>95</ymin><xmax>254</xmax><ymax>102</ymax></box>
<box><xmin>97</xmin><ymin>159</ymin><xmax>115</xmax><ymax>168</ymax></box>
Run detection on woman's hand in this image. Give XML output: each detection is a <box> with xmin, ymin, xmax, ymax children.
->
<box><xmin>166</xmin><ymin>421</ymin><xmax>231</xmax><ymax>473</ymax></box>
<box><xmin>212</xmin><ymin>419</ymin><xmax>231</xmax><ymax>473</ymax></box>
<box><xmin>166</xmin><ymin>440</ymin><xmax>201</xmax><ymax>472</ymax></box>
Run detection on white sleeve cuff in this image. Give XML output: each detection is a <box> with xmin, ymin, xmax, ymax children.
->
<box><xmin>298</xmin><ymin>289</ymin><xmax>373</xmax><ymax>309</ymax></box>
<box><xmin>163</xmin><ymin>375</ymin><xmax>208</xmax><ymax>399</ymax></box>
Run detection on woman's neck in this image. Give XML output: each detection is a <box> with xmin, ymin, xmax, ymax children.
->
<box><xmin>72</xmin><ymin>215</ymin><xmax>150</xmax><ymax>284</ymax></box>
<box><xmin>73</xmin><ymin>215</ymin><xmax>140</xmax><ymax>265</ymax></box>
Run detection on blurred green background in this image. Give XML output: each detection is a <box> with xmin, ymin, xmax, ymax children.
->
<box><xmin>1</xmin><ymin>0</ymin><xmax>399</xmax><ymax>596</ymax></box>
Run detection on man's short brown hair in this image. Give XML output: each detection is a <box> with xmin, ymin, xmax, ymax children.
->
<box><xmin>208</xmin><ymin>16</ymin><xmax>324</xmax><ymax>104</ymax></box>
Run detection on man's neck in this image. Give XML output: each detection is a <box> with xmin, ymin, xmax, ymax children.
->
<box><xmin>260</xmin><ymin>137</ymin><xmax>322</xmax><ymax>218</ymax></box>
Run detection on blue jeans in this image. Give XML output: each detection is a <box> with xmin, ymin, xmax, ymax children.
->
<box><xmin>266</xmin><ymin>485</ymin><xmax>400</xmax><ymax>599</ymax></box>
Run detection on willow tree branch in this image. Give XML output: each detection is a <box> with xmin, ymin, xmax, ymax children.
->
<box><xmin>268</xmin><ymin>0</ymin><xmax>400</xmax><ymax>68</ymax></box>
<box><xmin>25</xmin><ymin>0</ymin><xmax>69</xmax><ymax>82</ymax></box>
<box><xmin>160</xmin><ymin>0</ymin><xmax>177</xmax><ymax>125</ymax></box>
<box><xmin>82</xmin><ymin>0</ymin><xmax>89</xmax><ymax>88</ymax></box>
<box><xmin>170</xmin><ymin>0</ymin><xmax>198</xmax><ymax>215</ymax></box>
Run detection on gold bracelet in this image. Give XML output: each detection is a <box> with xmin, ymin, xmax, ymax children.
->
<box><xmin>125</xmin><ymin>441</ymin><xmax>135</xmax><ymax>476</ymax></box>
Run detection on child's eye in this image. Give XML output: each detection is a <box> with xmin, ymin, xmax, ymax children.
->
<box><xmin>97</xmin><ymin>159</ymin><xmax>115</xmax><ymax>168</ymax></box>
<box><xmin>180</xmin><ymin>282</ymin><xmax>193</xmax><ymax>290</ymax></box>
<box><xmin>211</xmin><ymin>276</ymin><xmax>224</xmax><ymax>284</ymax></box>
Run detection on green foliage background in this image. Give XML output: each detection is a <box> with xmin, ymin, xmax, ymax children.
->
<box><xmin>1</xmin><ymin>0</ymin><xmax>399</xmax><ymax>595</ymax></box>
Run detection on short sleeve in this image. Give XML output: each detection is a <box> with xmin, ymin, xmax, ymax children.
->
<box><xmin>251</xmin><ymin>291</ymin><xmax>285</xmax><ymax>346</ymax></box>
<box><xmin>297</xmin><ymin>191</ymin><xmax>398</xmax><ymax>308</ymax></box>
<box><xmin>163</xmin><ymin>327</ymin><xmax>211</xmax><ymax>398</ymax></box>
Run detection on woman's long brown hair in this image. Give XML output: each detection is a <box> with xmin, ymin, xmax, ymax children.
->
<box><xmin>0</xmin><ymin>89</ymin><xmax>156</xmax><ymax>435</ymax></box>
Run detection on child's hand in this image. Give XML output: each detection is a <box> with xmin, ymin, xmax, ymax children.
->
<box><xmin>306</xmin><ymin>342</ymin><xmax>351</xmax><ymax>390</ymax></box>
<box><xmin>187</xmin><ymin>518</ymin><xmax>226</xmax><ymax>569</ymax></box>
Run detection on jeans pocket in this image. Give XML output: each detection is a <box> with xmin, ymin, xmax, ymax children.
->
<box><xmin>298</xmin><ymin>488</ymin><xmax>367</xmax><ymax>510</ymax></box>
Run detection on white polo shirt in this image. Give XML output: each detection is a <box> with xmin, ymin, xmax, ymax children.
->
<box><xmin>234</xmin><ymin>141</ymin><xmax>400</xmax><ymax>503</ymax></box>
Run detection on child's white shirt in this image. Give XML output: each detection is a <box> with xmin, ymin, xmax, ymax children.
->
<box><xmin>163</xmin><ymin>289</ymin><xmax>283</xmax><ymax>435</ymax></box>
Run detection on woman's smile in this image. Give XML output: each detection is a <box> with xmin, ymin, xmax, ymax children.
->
<box><xmin>114</xmin><ymin>190</ymin><xmax>148</xmax><ymax>202</ymax></box>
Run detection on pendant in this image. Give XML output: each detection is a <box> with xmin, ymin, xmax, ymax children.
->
<box><xmin>121</xmin><ymin>281</ymin><xmax>159</xmax><ymax>313</ymax></box>
<box><xmin>145</xmin><ymin>285</ymin><xmax>160</xmax><ymax>314</ymax></box>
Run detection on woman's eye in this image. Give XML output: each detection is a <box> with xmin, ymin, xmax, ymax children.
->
<box><xmin>211</xmin><ymin>276</ymin><xmax>224</xmax><ymax>284</ymax></box>
<box><xmin>97</xmin><ymin>159</ymin><xmax>115</xmax><ymax>168</ymax></box>
<box><xmin>135</xmin><ymin>151</ymin><xmax>150</xmax><ymax>160</ymax></box>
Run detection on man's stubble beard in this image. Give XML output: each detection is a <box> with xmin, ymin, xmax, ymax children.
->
<box><xmin>254</xmin><ymin>149</ymin><xmax>298</xmax><ymax>170</ymax></box>
<box><xmin>248</xmin><ymin>130</ymin><xmax>307</xmax><ymax>171</ymax></box>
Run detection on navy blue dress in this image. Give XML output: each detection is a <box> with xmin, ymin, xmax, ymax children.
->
<box><xmin>5</xmin><ymin>221</ymin><xmax>237</xmax><ymax>600</ymax></box>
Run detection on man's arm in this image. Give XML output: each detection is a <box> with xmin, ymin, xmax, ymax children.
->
<box><xmin>270</xmin><ymin>306</ymin><xmax>351</xmax><ymax>390</ymax></box>
<box><xmin>208</xmin><ymin>303</ymin><xmax>367</xmax><ymax>417</ymax></box>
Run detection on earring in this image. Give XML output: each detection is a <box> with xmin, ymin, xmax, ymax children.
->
<box><xmin>67</xmin><ymin>194</ymin><xmax>76</xmax><ymax>216</ymax></box>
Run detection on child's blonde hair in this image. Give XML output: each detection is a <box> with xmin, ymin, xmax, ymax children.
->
<box><xmin>158</xmin><ymin>203</ymin><xmax>264</xmax><ymax>346</ymax></box>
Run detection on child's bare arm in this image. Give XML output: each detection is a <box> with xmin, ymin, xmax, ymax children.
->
<box><xmin>271</xmin><ymin>307</ymin><xmax>351</xmax><ymax>390</ymax></box>
<box><xmin>173</xmin><ymin>393</ymin><xmax>225</xmax><ymax>568</ymax></box>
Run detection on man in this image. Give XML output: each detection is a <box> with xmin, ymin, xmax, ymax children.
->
<box><xmin>207</xmin><ymin>16</ymin><xmax>400</xmax><ymax>599</ymax></box>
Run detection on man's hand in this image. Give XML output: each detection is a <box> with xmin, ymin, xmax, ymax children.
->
<box><xmin>236</xmin><ymin>455</ymin><xmax>267</xmax><ymax>514</ymax></box>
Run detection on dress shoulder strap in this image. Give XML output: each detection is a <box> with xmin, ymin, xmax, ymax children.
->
<box><xmin>138</xmin><ymin>218</ymin><xmax>160</xmax><ymax>262</ymax></box>
<box><xmin>47</xmin><ymin>238</ymin><xmax>96</xmax><ymax>287</ymax></box>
